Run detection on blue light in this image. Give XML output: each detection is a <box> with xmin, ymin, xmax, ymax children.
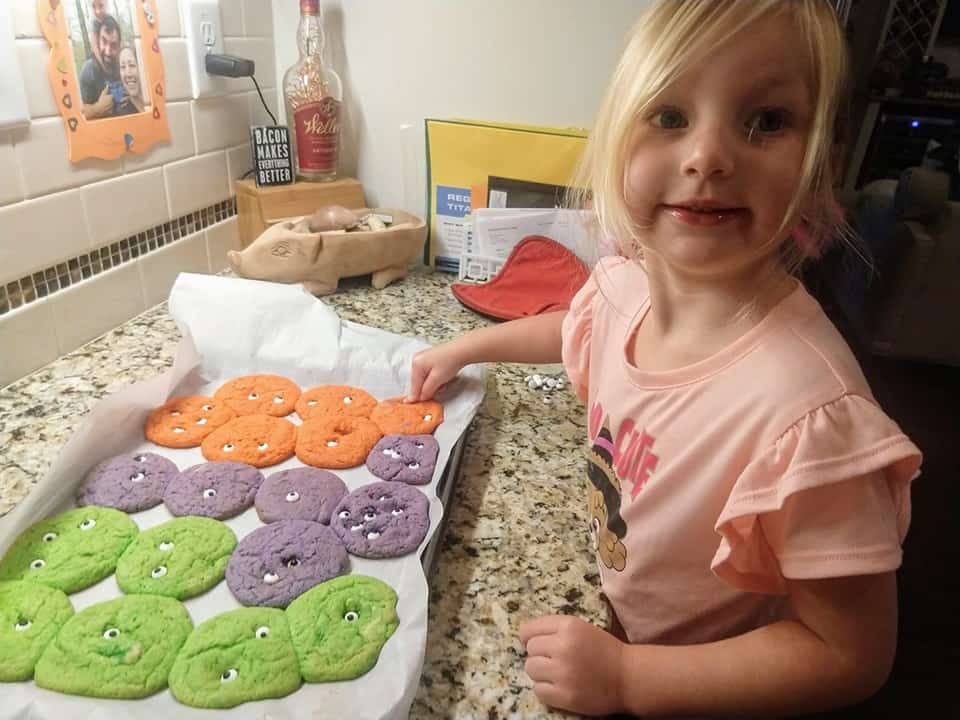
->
<box><xmin>911</xmin><ymin>120</ymin><xmax>921</xmax><ymax>128</ymax></box>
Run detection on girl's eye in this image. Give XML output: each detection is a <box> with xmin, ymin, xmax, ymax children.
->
<box><xmin>651</xmin><ymin>109</ymin><xmax>687</xmax><ymax>130</ymax></box>
<box><xmin>747</xmin><ymin>109</ymin><xmax>786</xmax><ymax>134</ymax></box>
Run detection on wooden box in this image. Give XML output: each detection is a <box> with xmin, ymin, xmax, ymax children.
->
<box><xmin>235</xmin><ymin>177</ymin><xmax>366</xmax><ymax>248</ymax></box>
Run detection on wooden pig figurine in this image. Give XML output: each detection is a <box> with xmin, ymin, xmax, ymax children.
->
<box><xmin>228</xmin><ymin>207</ymin><xmax>427</xmax><ymax>296</ymax></box>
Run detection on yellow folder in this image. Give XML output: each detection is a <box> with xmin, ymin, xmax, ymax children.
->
<box><xmin>425</xmin><ymin>119</ymin><xmax>587</xmax><ymax>269</ymax></box>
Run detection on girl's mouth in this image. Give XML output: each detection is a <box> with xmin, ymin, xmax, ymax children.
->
<box><xmin>662</xmin><ymin>204</ymin><xmax>747</xmax><ymax>227</ymax></box>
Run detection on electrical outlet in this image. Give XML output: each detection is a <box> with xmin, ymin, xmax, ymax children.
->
<box><xmin>0</xmin><ymin>4</ymin><xmax>29</xmax><ymax>129</ymax></box>
<box><xmin>181</xmin><ymin>0</ymin><xmax>229</xmax><ymax>98</ymax></box>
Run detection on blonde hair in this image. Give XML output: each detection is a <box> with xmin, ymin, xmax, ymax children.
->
<box><xmin>569</xmin><ymin>0</ymin><xmax>852</xmax><ymax>272</ymax></box>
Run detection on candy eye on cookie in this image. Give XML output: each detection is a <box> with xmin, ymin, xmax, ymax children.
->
<box><xmin>220</xmin><ymin>668</ymin><xmax>239</xmax><ymax>683</ymax></box>
<box><xmin>102</xmin><ymin>627</ymin><xmax>120</xmax><ymax>640</ymax></box>
<box><xmin>214</xmin><ymin>374</ymin><xmax>301</xmax><ymax>417</ymax></box>
<box><xmin>14</xmin><ymin>618</ymin><xmax>32</xmax><ymax>632</ymax></box>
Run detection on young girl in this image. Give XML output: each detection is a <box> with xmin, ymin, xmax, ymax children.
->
<box><xmin>407</xmin><ymin>1</ymin><xmax>922</xmax><ymax>717</ymax></box>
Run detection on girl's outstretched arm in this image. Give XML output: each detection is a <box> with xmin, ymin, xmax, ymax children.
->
<box><xmin>407</xmin><ymin>311</ymin><xmax>566</xmax><ymax>401</ymax></box>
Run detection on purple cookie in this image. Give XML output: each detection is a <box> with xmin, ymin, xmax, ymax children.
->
<box><xmin>164</xmin><ymin>462</ymin><xmax>264</xmax><ymax>520</ymax></box>
<box><xmin>331</xmin><ymin>481</ymin><xmax>430</xmax><ymax>559</ymax></box>
<box><xmin>225</xmin><ymin>520</ymin><xmax>348</xmax><ymax>608</ymax></box>
<box><xmin>365</xmin><ymin>434</ymin><xmax>439</xmax><ymax>485</ymax></box>
<box><xmin>255</xmin><ymin>467</ymin><xmax>348</xmax><ymax>524</ymax></box>
<box><xmin>77</xmin><ymin>452</ymin><xmax>179</xmax><ymax>512</ymax></box>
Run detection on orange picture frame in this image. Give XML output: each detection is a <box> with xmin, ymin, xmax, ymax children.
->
<box><xmin>39</xmin><ymin>0</ymin><xmax>170</xmax><ymax>162</ymax></box>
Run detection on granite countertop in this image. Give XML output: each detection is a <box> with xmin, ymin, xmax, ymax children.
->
<box><xmin>0</xmin><ymin>268</ymin><xmax>603</xmax><ymax>719</ymax></box>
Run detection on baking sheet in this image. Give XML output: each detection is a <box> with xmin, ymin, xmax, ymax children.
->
<box><xmin>0</xmin><ymin>273</ymin><xmax>485</xmax><ymax>720</ymax></box>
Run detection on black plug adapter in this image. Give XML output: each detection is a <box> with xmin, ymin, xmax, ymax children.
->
<box><xmin>205</xmin><ymin>53</ymin><xmax>256</xmax><ymax>78</ymax></box>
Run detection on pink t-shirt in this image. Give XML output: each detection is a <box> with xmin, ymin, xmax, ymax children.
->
<box><xmin>561</xmin><ymin>256</ymin><xmax>922</xmax><ymax>645</ymax></box>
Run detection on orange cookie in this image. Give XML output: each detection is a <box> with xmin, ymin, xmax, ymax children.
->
<box><xmin>295</xmin><ymin>385</ymin><xmax>378</xmax><ymax>421</ymax></box>
<box><xmin>213</xmin><ymin>374</ymin><xmax>301</xmax><ymax>417</ymax></box>
<box><xmin>295</xmin><ymin>416</ymin><xmax>383</xmax><ymax>469</ymax></box>
<box><xmin>145</xmin><ymin>396</ymin><xmax>237</xmax><ymax>448</ymax></box>
<box><xmin>201</xmin><ymin>414</ymin><xmax>297</xmax><ymax>468</ymax></box>
<box><xmin>370</xmin><ymin>400</ymin><xmax>444</xmax><ymax>435</ymax></box>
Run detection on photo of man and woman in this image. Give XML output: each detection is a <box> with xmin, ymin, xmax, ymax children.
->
<box><xmin>67</xmin><ymin>0</ymin><xmax>151</xmax><ymax>120</ymax></box>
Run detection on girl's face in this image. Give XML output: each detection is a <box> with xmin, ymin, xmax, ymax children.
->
<box><xmin>92</xmin><ymin>0</ymin><xmax>107</xmax><ymax>21</ymax></box>
<box><xmin>624</xmin><ymin>12</ymin><xmax>813</xmax><ymax>281</ymax></box>
<box><xmin>119</xmin><ymin>48</ymin><xmax>141</xmax><ymax>99</ymax></box>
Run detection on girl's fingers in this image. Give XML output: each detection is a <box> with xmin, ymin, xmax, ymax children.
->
<box><xmin>523</xmin><ymin>656</ymin><xmax>556</xmax><ymax>683</ymax></box>
<box><xmin>519</xmin><ymin>615</ymin><xmax>564</xmax><ymax>644</ymax></box>
<box><xmin>523</xmin><ymin>634</ymin><xmax>556</xmax><ymax>659</ymax></box>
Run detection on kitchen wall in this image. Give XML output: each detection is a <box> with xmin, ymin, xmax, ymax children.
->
<box><xmin>0</xmin><ymin>0</ymin><xmax>646</xmax><ymax>388</ymax></box>
<box><xmin>271</xmin><ymin>0</ymin><xmax>649</xmax><ymax>213</ymax></box>
<box><xmin>0</xmin><ymin>0</ymin><xmax>278</xmax><ymax>388</ymax></box>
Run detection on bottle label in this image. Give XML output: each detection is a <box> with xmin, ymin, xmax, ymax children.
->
<box><xmin>294</xmin><ymin>98</ymin><xmax>340</xmax><ymax>175</ymax></box>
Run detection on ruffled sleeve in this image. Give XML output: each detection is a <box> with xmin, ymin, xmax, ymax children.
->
<box><xmin>560</xmin><ymin>265</ymin><xmax>602</xmax><ymax>402</ymax></box>
<box><xmin>711</xmin><ymin>394</ymin><xmax>922</xmax><ymax>595</ymax></box>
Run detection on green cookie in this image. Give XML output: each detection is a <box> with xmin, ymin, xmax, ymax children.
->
<box><xmin>286</xmin><ymin>574</ymin><xmax>399</xmax><ymax>682</ymax></box>
<box><xmin>116</xmin><ymin>517</ymin><xmax>237</xmax><ymax>600</ymax></box>
<box><xmin>35</xmin><ymin>594</ymin><xmax>192</xmax><ymax>698</ymax></box>
<box><xmin>0</xmin><ymin>507</ymin><xmax>139</xmax><ymax>594</ymax></box>
<box><xmin>0</xmin><ymin>581</ymin><xmax>74</xmax><ymax>681</ymax></box>
<box><xmin>169</xmin><ymin>607</ymin><xmax>301</xmax><ymax>708</ymax></box>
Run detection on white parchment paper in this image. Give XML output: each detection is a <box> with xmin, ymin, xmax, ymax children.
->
<box><xmin>0</xmin><ymin>274</ymin><xmax>485</xmax><ymax>720</ymax></box>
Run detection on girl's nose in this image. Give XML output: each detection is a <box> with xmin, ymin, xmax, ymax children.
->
<box><xmin>680</xmin><ymin>124</ymin><xmax>735</xmax><ymax>179</ymax></box>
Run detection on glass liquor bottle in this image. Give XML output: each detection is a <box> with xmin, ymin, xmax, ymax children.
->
<box><xmin>283</xmin><ymin>0</ymin><xmax>343</xmax><ymax>182</ymax></box>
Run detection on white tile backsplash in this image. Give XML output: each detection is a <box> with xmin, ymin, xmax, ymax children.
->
<box><xmin>12</xmin><ymin>0</ymin><xmax>42</xmax><ymax>38</ymax></box>
<box><xmin>221</xmin><ymin>0</ymin><xmax>246</xmax><ymax>37</ymax></box>
<box><xmin>123</xmin><ymin>101</ymin><xmax>196</xmax><ymax>171</ymax></box>
<box><xmin>16</xmin><ymin>39</ymin><xmax>59</xmax><ymax>119</ymax></box>
<box><xmin>0</xmin><ymin>189</ymin><xmax>92</xmax><ymax>286</ymax></box>
<box><xmin>1</xmin><ymin>0</ymin><xmax>275</xmax><ymax>385</ymax></box>
<box><xmin>155</xmin><ymin>0</ymin><xmax>183</xmax><ymax>38</ymax></box>
<box><xmin>158</xmin><ymin>38</ymin><xmax>192</xmax><ymax>101</ymax></box>
<box><xmin>243</xmin><ymin>0</ymin><xmax>275</xmax><ymax>38</ymax></box>
<box><xmin>0</xmin><ymin>300</ymin><xmax>59</xmax><ymax>389</ymax></box>
<box><xmin>139</xmin><ymin>230</ymin><xmax>210</xmax><ymax>307</ymax></box>
<box><xmin>164</xmin><ymin>151</ymin><xmax>229</xmax><ymax>217</ymax></box>
<box><xmin>51</xmin><ymin>263</ymin><xmax>147</xmax><ymax>355</ymax></box>
<box><xmin>0</xmin><ymin>133</ymin><xmax>25</xmax><ymax>207</ymax></box>
<box><xmin>225</xmin><ymin>143</ymin><xmax>253</xmax><ymax>188</ymax></box>
<box><xmin>223</xmin><ymin>37</ymin><xmax>276</xmax><ymax>93</ymax></box>
<box><xmin>206</xmin><ymin>217</ymin><xmax>241</xmax><ymax>270</ymax></box>
<box><xmin>248</xmin><ymin>89</ymin><xmax>280</xmax><ymax>127</ymax></box>
<box><xmin>12</xmin><ymin>118</ymin><xmax>123</xmax><ymax>198</ymax></box>
<box><xmin>192</xmin><ymin>94</ymin><xmax>252</xmax><ymax>154</ymax></box>
<box><xmin>83</xmin><ymin>169</ymin><xmax>170</xmax><ymax>246</ymax></box>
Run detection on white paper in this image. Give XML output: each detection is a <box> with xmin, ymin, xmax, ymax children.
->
<box><xmin>471</xmin><ymin>208</ymin><xmax>600</xmax><ymax>265</ymax></box>
<box><xmin>0</xmin><ymin>274</ymin><xmax>485</xmax><ymax>720</ymax></box>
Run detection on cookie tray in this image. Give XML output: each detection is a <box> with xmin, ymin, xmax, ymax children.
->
<box><xmin>0</xmin><ymin>273</ymin><xmax>486</xmax><ymax>720</ymax></box>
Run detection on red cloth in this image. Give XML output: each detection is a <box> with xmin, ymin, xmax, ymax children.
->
<box><xmin>451</xmin><ymin>235</ymin><xmax>590</xmax><ymax>321</ymax></box>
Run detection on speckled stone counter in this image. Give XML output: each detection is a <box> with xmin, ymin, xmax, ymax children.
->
<box><xmin>0</xmin><ymin>268</ymin><xmax>603</xmax><ymax>719</ymax></box>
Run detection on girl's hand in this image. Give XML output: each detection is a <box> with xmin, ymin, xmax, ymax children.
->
<box><xmin>405</xmin><ymin>344</ymin><xmax>465</xmax><ymax>402</ymax></box>
<box><xmin>519</xmin><ymin>614</ymin><xmax>627</xmax><ymax>716</ymax></box>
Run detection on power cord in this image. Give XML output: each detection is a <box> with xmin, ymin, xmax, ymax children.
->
<box><xmin>205</xmin><ymin>53</ymin><xmax>277</xmax><ymax>126</ymax></box>
<box><xmin>251</xmin><ymin>75</ymin><xmax>278</xmax><ymax>126</ymax></box>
